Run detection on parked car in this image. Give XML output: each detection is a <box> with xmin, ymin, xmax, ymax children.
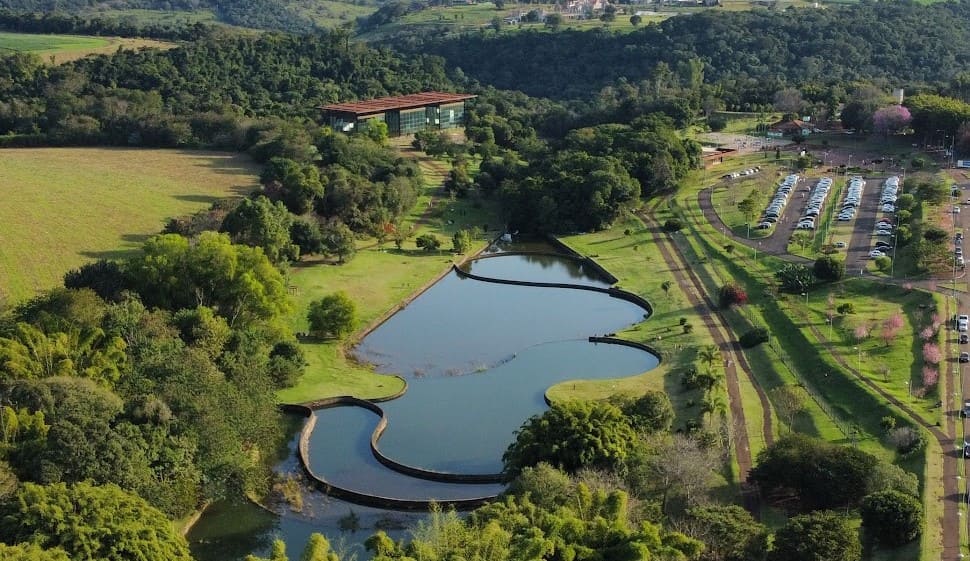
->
<box><xmin>868</xmin><ymin>250</ymin><xmax>884</xmax><ymax>258</ymax></box>
<box><xmin>959</xmin><ymin>314</ymin><xmax>969</xmax><ymax>331</ymax></box>
<box><xmin>960</xmin><ymin>333</ymin><xmax>968</xmax><ymax>344</ymax></box>
<box><xmin>961</xmin><ymin>400</ymin><xmax>970</xmax><ymax>417</ymax></box>
<box><xmin>834</xmin><ymin>241</ymin><xmax>847</xmax><ymax>248</ymax></box>
<box><xmin>960</xmin><ymin>352</ymin><xmax>969</xmax><ymax>363</ymax></box>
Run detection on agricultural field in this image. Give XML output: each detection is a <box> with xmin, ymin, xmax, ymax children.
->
<box><xmin>0</xmin><ymin>148</ymin><xmax>258</xmax><ymax>303</ymax></box>
<box><xmin>0</xmin><ymin>31</ymin><xmax>173</xmax><ymax>64</ymax></box>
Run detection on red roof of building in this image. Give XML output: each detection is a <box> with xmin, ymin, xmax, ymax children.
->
<box><xmin>320</xmin><ymin>92</ymin><xmax>476</xmax><ymax>116</ymax></box>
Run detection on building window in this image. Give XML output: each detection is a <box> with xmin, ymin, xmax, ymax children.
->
<box><xmin>400</xmin><ymin>109</ymin><xmax>426</xmax><ymax>134</ymax></box>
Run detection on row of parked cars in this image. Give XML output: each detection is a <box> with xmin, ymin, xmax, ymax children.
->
<box><xmin>722</xmin><ymin>167</ymin><xmax>761</xmax><ymax>180</ymax></box>
<box><xmin>837</xmin><ymin>176</ymin><xmax>865</xmax><ymax>221</ymax></box>
<box><xmin>880</xmin><ymin>176</ymin><xmax>899</xmax><ymax>213</ymax></box>
<box><xmin>757</xmin><ymin>174</ymin><xmax>799</xmax><ymax>229</ymax></box>
<box><xmin>955</xmin><ymin>230</ymin><xmax>964</xmax><ymax>268</ymax></box>
<box><xmin>796</xmin><ymin>177</ymin><xmax>833</xmax><ymax>230</ymax></box>
<box><xmin>868</xmin><ymin>177</ymin><xmax>900</xmax><ymax>258</ymax></box>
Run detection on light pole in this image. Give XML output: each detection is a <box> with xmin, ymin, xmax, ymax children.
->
<box><xmin>854</xmin><ymin>345</ymin><xmax>862</xmax><ymax>372</ymax></box>
<box><xmin>827</xmin><ymin>316</ymin><xmax>833</xmax><ymax>338</ymax></box>
<box><xmin>801</xmin><ymin>291</ymin><xmax>808</xmax><ymax>306</ymax></box>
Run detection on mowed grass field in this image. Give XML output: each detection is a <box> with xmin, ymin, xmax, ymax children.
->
<box><xmin>0</xmin><ymin>148</ymin><xmax>258</xmax><ymax>303</ymax></box>
<box><xmin>0</xmin><ymin>31</ymin><xmax>173</xmax><ymax>64</ymax></box>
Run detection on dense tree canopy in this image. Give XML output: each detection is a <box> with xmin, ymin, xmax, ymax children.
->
<box><xmin>125</xmin><ymin>232</ymin><xmax>290</xmax><ymax>326</ymax></box>
<box><xmin>860</xmin><ymin>490</ymin><xmax>923</xmax><ymax>547</ymax></box>
<box><xmin>503</xmin><ymin>400</ymin><xmax>635</xmax><ymax>478</ymax></box>
<box><xmin>368</xmin><ymin>463</ymin><xmax>703</xmax><ymax>561</ymax></box>
<box><xmin>770</xmin><ymin>511</ymin><xmax>860</xmax><ymax>561</ymax></box>
<box><xmin>400</xmin><ymin>1</ymin><xmax>970</xmax><ymax>104</ymax></box>
<box><xmin>750</xmin><ymin>434</ymin><xmax>916</xmax><ymax>511</ymax></box>
<box><xmin>0</xmin><ymin>481</ymin><xmax>193</xmax><ymax>561</ymax></box>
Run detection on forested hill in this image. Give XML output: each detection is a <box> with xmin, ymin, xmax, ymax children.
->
<box><xmin>0</xmin><ymin>0</ymin><xmax>321</xmax><ymax>32</ymax></box>
<box><xmin>0</xmin><ymin>32</ymin><xmax>451</xmax><ymax>146</ymax></box>
<box><xmin>394</xmin><ymin>0</ymin><xmax>970</xmax><ymax>102</ymax></box>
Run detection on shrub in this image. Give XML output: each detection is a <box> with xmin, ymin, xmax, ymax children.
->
<box><xmin>813</xmin><ymin>256</ymin><xmax>845</xmax><ymax>282</ymax></box>
<box><xmin>874</xmin><ymin>256</ymin><xmax>891</xmax><ymax>271</ymax></box>
<box><xmin>836</xmin><ymin>302</ymin><xmax>855</xmax><ymax>315</ymax></box>
<box><xmin>416</xmin><ymin>233</ymin><xmax>441</xmax><ymax>252</ymax></box>
<box><xmin>860</xmin><ymin>490</ymin><xmax>923</xmax><ymax>546</ymax></box>
<box><xmin>708</xmin><ymin>115</ymin><xmax>728</xmax><ymax>132</ymax></box>
<box><xmin>307</xmin><ymin>292</ymin><xmax>357</xmax><ymax>340</ymax></box>
<box><xmin>663</xmin><ymin>218</ymin><xmax>684</xmax><ymax>232</ymax></box>
<box><xmin>718</xmin><ymin>283</ymin><xmax>748</xmax><ymax>307</ymax></box>
<box><xmin>681</xmin><ymin>365</ymin><xmax>700</xmax><ymax>388</ymax></box>
<box><xmin>739</xmin><ymin>327</ymin><xmax>770</xmax><ymax>348</ymax></box>
<box><xmin>888</xmin><ymin>426</ymin><xmax>927</xmax><ymax>457</ymax></box>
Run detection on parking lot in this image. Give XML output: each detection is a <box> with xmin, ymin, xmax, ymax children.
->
<box><xmin>844</xmin><ymin>178</ymin><xmax>886</xmax><ymax>273</ymax></box>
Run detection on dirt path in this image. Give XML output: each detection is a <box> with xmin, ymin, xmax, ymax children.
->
<box><xmin>640</xmin><ymin>209</ymin><xmax>770</xmax><ymax>509</ymax></box>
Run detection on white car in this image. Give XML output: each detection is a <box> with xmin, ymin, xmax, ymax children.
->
<box><xmin>959</xmin><ymin>314</ymin><xmax>969</xmax><ymax>332</ymax></box>
<box><xmin>868</xmin><ymin>250</ymin><xmax>884</xmax><ymax>258</ymax></box>
<box><xmin>955</xmin><ymin>206</ymin><xmax>962</xmax><ymax>214</ymax></box>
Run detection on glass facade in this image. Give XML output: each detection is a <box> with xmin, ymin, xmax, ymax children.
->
<box><xmin>440</xmin><ymin>103</ymin><xmax>465</xmax><ymax>129</ymax></box>
<box><xmin>325</xmin><ymin>100</ymin><xmax>469</xmax><ymax>136</ymax></box>
<box><xmin>399</xmin><ymin>109</ymin><xmax>427</xmax><ymax>134</ymax></box>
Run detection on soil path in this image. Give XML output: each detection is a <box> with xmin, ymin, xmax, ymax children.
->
<box><xmin>639</xmin><ymin>210</ymin><xmax>771</xmax><ymax>512</ymax></box>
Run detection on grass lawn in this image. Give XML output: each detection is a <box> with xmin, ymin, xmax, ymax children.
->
<box><xmin>0</xmin><ymin>31</ymin><xmax>173</xmax><ymax>64</ymax></box>
<box><xmin>0</xmin><ymin>147</ymin><xmax>258</xmax><ymax>303</ymax></box>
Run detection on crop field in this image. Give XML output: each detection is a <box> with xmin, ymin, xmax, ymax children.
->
<box><xmin>0</xmin><ymin>31</ymin><xmax>173</xmax><ymax>64</ymax></box>
<box><xmin>0</xmin><ymin>148</ymin><xmax>258</xmax><ymax>303</ymax></box>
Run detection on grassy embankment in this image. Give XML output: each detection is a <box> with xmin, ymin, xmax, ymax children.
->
<box><xmin>0</xmin><ymin>148</ymin><xmax>258</xmax><ymax>303</ymax></box>
<box><xmin>276</xmin><ymin>152</ymin><xmax>502</xmax><ymax>404</ymax></box>
<box><xmin>548</xmin><ymin>215</ymin><xmax>714</xmax><ymax>433</ymax></box>
<box><xmin>677</xmin><ymin>159</ymin><xmax>939</xmax><ymax>560</ymax></box>
<box><xmin>0</xmin><ymin>31</ymin><xmax>172</xmax><ymax>64</ymax></box>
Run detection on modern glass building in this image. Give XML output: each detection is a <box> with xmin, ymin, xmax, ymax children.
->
<box><xmin>321</xmin><ymin>92</ymin><xmax>475</xmax><ymax>136</ymax></box>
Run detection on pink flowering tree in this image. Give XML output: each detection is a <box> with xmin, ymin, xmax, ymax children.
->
<box><xmin>854</xmin><ymin>323</ymin><xmax>871</xmax><ymax>342</ymax></box>
<box><xmin>873</xmin><ymin>105</ymin><xmax>912</xmax><ymax>136</ymax></box>
<box><xmin>881</xmin><ymin>312</ymin><xmax>904</xmax><ymax>346</ymax></box>
<box><xmin>923</xmin><ymin>342</ymin><xmax>942</xmax><ymax>365</ymax></box>
<box><xmin>920</xmin><ymin>326</ymin><xmax>936</xmax><ymax>341</ymax></box>
<box><xmin>922</xmin><ymin>366</ymin><xmax>939</xmax><ymax>387</ymax></box>
<box><xmin>931</xmin><ymin>313</ymin><xmax>942</xmax><ymax>330</ymax></box>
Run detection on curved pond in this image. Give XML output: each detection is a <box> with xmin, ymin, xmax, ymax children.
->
<box><xmin>309</xmin><ymin>249</ymin><xmax>655</xmax><ymax>500</ymax></box>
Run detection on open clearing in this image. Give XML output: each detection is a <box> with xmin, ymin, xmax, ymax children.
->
<box><xmin>0</xmin><ymin>147</ymin><xmax>258</xmax><ymax>303</ymax></box>
<box><xmin>0</xmin><ymin>31</ymin><xmax>173</xmax><ymax>64</ymax></box>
